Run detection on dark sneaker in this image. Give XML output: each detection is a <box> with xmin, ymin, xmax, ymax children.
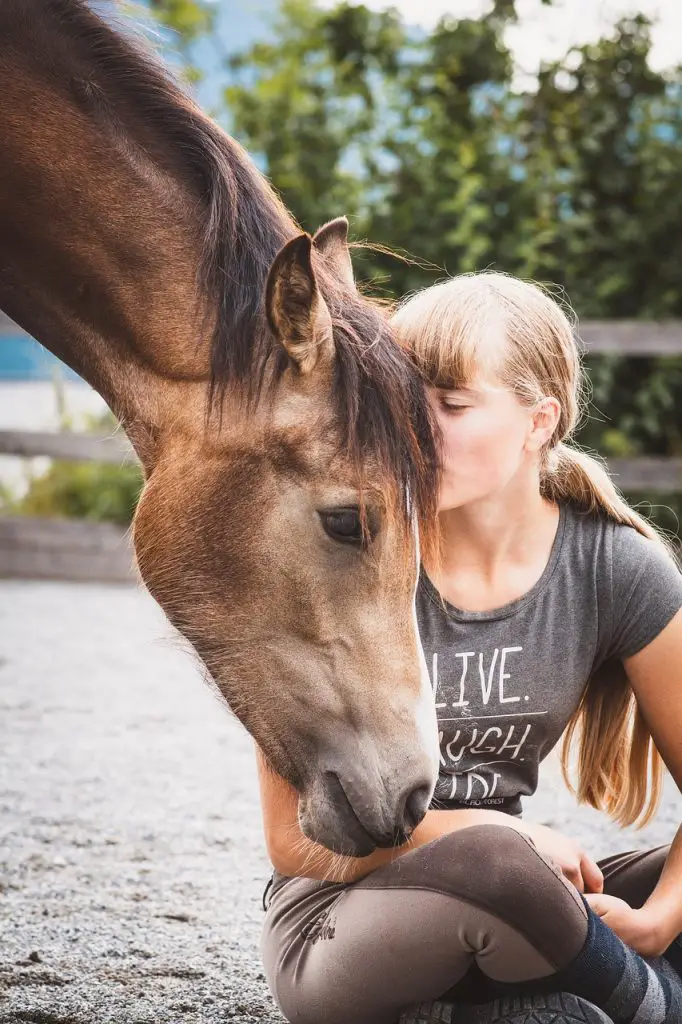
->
<box><xmin>398</xmin><ymin>992</ymin><xmax>613</xmax><ymax>1023</ymax></box>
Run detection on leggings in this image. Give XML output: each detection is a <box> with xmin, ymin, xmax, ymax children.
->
<box><xmin>260</xmin><ymin>824</ymin><xmax>670</xmax><ymax>1024</ymax></box>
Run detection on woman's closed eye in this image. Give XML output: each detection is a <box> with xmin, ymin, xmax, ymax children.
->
<box><xmin>440</xmin><ymin>399</ymin><xmax>472</xmax><ymax>414</ymax></box>
<box><xmin>436</xmin><ymin>386</ymin><xmax>478</xmax><ymax>414</ymax></box>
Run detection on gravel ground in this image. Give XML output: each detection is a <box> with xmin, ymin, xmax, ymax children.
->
<box><xmin>1</xmin><ymin>581</ymin><xmax>681</xmax><ymax>1024</ymax></box>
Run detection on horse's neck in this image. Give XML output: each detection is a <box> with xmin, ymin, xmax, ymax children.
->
<box><xmin>0</xmin><ymin>4</ymin><xmax>211</xmax><ymax>455</ymax></box>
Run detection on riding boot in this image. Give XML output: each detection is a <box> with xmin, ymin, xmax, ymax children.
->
<box><xmin>398</xmin><ymin>992</ymin><xmax>613</xmax><ymax>1024</ymax></box>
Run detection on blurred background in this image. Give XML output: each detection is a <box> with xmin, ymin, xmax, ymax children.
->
<box><xmin>2</xmin><ymin>0</ymin><xmax>682</xmax><ymax>578</ymax></box>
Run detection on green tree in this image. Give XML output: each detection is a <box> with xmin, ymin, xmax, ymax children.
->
<box><xmin>511</xmin><ymin>16</ymin><xmax>682</xmax><ymax>314</ymax></box>
<box><xmin>126</xmin><ymin>0</ymin><xmax>215</xmax><ymax>82</ymax></box>
<box><xmin>510</xmin><ymin>16</ymin><xmax>682</xmax><ymax>476</ymax></box>
<box><xmin>147</xmin><ymin>0</ymin><xmax>214</xmax><ymax>43</ymax></box>
<box><xmin>226</xmin><ymin>1</ymin><xmax>408</xmax><ymax>231</ymax></box>
<box><xmin>226</xmin><ymin>1</ymin><xmax>523</xmax><ymax>294</ymax></box>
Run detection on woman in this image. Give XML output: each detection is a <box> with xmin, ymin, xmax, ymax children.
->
<box><xmin>256</xmin><ymin>273</ymin><xmax>682</xmax><ymax>1024</ymax></box>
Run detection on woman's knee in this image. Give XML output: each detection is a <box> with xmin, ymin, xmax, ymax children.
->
<box><xmin>360</xmin><ymin>823</ymin><xmax>586</xmax><ymax>931</ymax></box>
<box><xmin>435</xmin><ymin>823</ymin><xmax>564</xmax><ymax>902</ymax></box>
<box><xmin>360</xmin><ymin>824</ymin><xmax>532</xmax><ymax>892</ymax></box>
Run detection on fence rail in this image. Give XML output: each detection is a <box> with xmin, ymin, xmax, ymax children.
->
<box><xmin>0</xmin><ymin>515</ymin><xmax>134</xmax><ymax>583</ymax></box>
<box><xmin>580</xmin><ymin>321</ymin><xmax>682</xmax><ymax>355</ymax></box>
<box><xmin>4</xmin><ymin>317</ymin><xmax>682</xmax><ymax>356</ymax></box>
<box><xmin>0</xmin><ymin>429</ymin><xmax>136</xmax><ymax>464</ymax></box>
<box><xmin>1</xmin><ymin>430</ymin><xmax>681</xmax><ymax>492</ymax></box>
<box><xmin>608</xmin><ymin>457</ymin><xmax>682</xmax><ymax>492</ymax></box>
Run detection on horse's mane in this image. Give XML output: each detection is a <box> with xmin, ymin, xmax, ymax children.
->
<box><xmin>13</xmin><ymin>0</ymin><xmax>440</xmax><ymax>532</ymax></box>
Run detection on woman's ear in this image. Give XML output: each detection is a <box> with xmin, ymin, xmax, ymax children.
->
<box><xmin>527</xmin><ymin>397</ymin><xmax>562</xmax><ymax>453</ymax></box>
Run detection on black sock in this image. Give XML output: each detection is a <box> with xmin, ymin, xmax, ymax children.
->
<box><xmin>663</xmin><ymin>934</ymin><xmax>682</xmax><ymax>980</ymax></box>
<box><xmin>537</xmin><ymin>906</ymin><xmax>682</xmax><ymax>1023</ymax></box>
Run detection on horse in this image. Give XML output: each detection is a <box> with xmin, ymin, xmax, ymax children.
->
<box><xmin>0</xmin><ymin>0</ymin><xmax>441</xmax><ymax>857</ymax></box>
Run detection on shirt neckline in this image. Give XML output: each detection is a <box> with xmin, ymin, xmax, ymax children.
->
<box><xmin>420</xmin><ymin>502</ymin><xmax>569</xmax><ymax>623</ymax></box>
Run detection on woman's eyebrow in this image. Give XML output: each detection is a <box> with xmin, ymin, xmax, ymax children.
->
<box><xmin>431</xmin><ymin>376</ymin><xmax>484</xmax><ymax>395</ymax></box>
<box><xmin>441</xmin><ymin>385</ymin><xmax>480</xmax><ymax>397</ymax></box>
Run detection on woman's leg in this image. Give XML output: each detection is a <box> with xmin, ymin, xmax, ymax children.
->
<box><xmin>600</xmin><ymin>845</ymin><xmax>670</xmax><ymax>907</ymax></box>
<box><xmin>262</xmin><ymin>824</ymin><xmax>589</xmax><ymax>1024</ymax></box>
<box><xmin>396</xmin><ymin>845</ymin><xmax>675</xmax><ymax>1024</ymax></box>
<box><xmin>599</xmin><ymin>844</ymin><xmax>682</xmax><ymax>977</ymax></box>
<box><xmin>262</xmin><ymin>826</ymin><xmax>682</xmax><ymax>1024</ymax></box>
<box><xmin>399</xmin><ymin>843</ymin><xmax>675</xmax><ymax>1024</ymax></box>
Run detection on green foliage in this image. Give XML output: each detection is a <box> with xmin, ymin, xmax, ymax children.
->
<box><xmin>226</xmin><ymin>0</ymin><xmax>406</xmax><ymax>230</ymax></box>
<box><xmin>3</xmin><ymin>410</ymin><xmax>143</xmax><ymax>527</ymax></box>
<box><xmin>147</xmin><ymin>0</ymin><xmax>214</xmax><ymax>43</ymax></box>
<box><xmin>0</xmin><ymin>480</ymin><xmax>14</xmax><ymax>509</ymax></box>
<box><xmin>124</xmin><ymin>0</ymin><xmax>214</xmax><ymax>83</ymax></box>
<box><xmin>627</xmin><ymin>496</ymin><xmax>681</xmax><ymax>539</ymax></box>
<box><xmin>12</xmin><ymin>460</ymin><xmax>141</xmax><ymax>527</ymax></box>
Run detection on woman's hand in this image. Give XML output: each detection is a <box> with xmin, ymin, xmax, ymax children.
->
<box><xmin>523</xmin><ymin>822</ymin><xmax>604</xmax><ymax>894</ymax></box>
<box><xmin>586</xmin><ymin>893</ymin><xmax>673</xmax><ymax>957</ymax></box>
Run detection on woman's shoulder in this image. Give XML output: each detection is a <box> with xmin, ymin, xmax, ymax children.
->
<box><xmin>570</xmin><ymin>505</ymin><xmax>682</xmax><ymax>661</ymax></box>
<box><xmin>592</xmin><ymin>507</ymin><xmax>678</xmax><ymax>581</ymax></box>
<box><xmin>563</xmin><ymin>501</ymin><xmax>677</xmax><ymax>577</ymax></box>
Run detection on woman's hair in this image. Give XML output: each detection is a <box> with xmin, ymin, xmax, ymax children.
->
<box><xmin>392</xmin><ymin>271</ymin><xmax>676</xmax><ymax>828</ymax></box>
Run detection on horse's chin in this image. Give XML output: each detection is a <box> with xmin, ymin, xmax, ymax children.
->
<box><xmin>298</xmin><ymin>789</ymin><xmax>378</xmax><ymax>860</ymax></box>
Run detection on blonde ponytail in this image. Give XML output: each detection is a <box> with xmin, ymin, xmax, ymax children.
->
<box><xmin>544</xmin><ymin>442</ymin><xmax>671</xmax><ymax>827</ymax></box>
<box><xmin>543</xmin><ymin>442</ymin><xmax>666</xmax><ymax>544</ymax></box>
<box><xmin>393</xmin><ymin>271</ymin><xmax>678</xmax><ymax>829</ymax></box>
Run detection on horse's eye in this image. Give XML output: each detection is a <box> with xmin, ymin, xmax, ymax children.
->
<box><xmin>319</xmin><ymin>508</ymin><xmax>364</xmax><ymax>546</ymax></box>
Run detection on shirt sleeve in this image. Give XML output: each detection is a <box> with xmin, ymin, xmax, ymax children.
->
<box><xmin>606</xmin><ymin>523</ymin><xmax>682</xmax><ymax>661</ymax></box>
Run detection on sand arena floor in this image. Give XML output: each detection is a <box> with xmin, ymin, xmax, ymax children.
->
<box><xmin>1</xmin><ymin>581</ymin><xmax>680</xmax><ymax>1023</ymax></box>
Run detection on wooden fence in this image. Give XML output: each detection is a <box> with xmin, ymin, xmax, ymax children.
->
<box><xmin>0</xmin><ymin>514</ymin><xmax>135</xmax><ymax>584</ymax></box>
<box><xmin>0</xmin><ymin>430</ymin><xmax>137</xmax><ymax>583</ymax></box>
<box><xmin>580</xmin><ymin>321</ymin><xmax>682</xmax><ymax>355</ymax></box>
<box><xmin>1</xmin><ymin>319</ymin><xmax>682</xmax><ymax>582</ymax></box>
<box><xmin>0</xmin><ymin>429</ymin><xmax>135</xmax><ymax>464</ymax></box>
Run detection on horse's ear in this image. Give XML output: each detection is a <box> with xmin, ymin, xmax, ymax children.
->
<box><xmin>313</xmin><ymin>216</ymin><xmax>354</xmax><ymax>289</ymax></box>
<box><xmin>265</xmin><ymin>233</ymin><xmax>334</xmax><ymax>375</ymax></box>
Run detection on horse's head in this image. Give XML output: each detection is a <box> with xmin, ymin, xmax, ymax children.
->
<box><xmin>134</xmin><ymin>219</ymin><xmax>441</xmax><ymax>855</ymax></box>
<box><xmin>0</xmin><ymin>0</ymin><xmax>440</xmax><ymax>857</ymax></box>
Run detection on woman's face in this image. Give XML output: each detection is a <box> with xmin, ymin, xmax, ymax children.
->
<box><xmin>429</xmin><ymin>377</ymin><xmax>539</xmax><ymax>511</ymax></box>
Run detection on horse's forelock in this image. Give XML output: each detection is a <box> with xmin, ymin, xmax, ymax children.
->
<box><xmin>302</xmin><ymin>270</ymin><xmax>441</xmax><ymax>544</ymax></box>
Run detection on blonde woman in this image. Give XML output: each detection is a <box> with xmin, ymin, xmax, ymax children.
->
<box><xmin>256</xmin><ymin>273</ymin><xmax>682</xmax><ymax>1024</ymax></box>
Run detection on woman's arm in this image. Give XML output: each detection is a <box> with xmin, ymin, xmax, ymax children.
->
<box><xmin>594</xmin><ymin>607</ymin><xmax>682</xmax><ymax>955</ymax></box>
<box><xmin>256</xmin><ymin>747</ymin><xmax>602</xmax><ymax>888</ymax></box>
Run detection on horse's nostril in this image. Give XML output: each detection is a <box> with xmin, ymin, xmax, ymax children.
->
<box><xmin>402</xmin><ymin>784</ymin><xmax>431</xmax><ymax>833</ymax></box>
<box><xmin>320</xmin><ymin>770</ymin><xmax>432</xmax><ymax>850</ymax></box>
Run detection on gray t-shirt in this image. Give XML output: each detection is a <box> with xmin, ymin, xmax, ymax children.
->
<box><xmin>418</xmin><ymin>503</ymin><xmax>682</xmax><ymax>816</ymax></box>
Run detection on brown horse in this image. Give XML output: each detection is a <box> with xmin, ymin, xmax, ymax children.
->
<box><xmin>0</xmin><ymin>0</ymin><xmax>440</xmax><ymax>856</ymax></box>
